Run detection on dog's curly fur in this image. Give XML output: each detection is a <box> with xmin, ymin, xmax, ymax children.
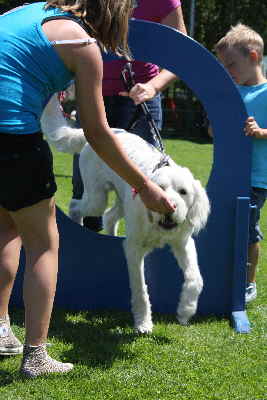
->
<box><xmin>41</xmin><ymin>95</ymin><xmax>210</xmax><ymax>334</ymax></box>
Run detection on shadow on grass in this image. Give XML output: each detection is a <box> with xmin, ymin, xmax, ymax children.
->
<box><xmin>152</xmin><ymin>311</ymin><xmax>229</xmax><ymax>326</ymax></box>
<box><xmin>4</xmin><ymin>307</ymin><xmax>230</xmax><ymax>377</ymax></box>
<box><xmin>0</xmin><ymin>365</ymin><xmax>18</xmax><ymax>386</ymax></box>
<box><xmin>50</xmin><ymin>309</ymin><xmax>231</xmax><ymax>368</ymax></box>
<box><xmin>46</xmin><ymin>309</ymin><xmax>174</xmax><ymax>369</ymax></box>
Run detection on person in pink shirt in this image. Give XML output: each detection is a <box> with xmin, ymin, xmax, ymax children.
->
<box><xmin>104</xmin><ymin>0</ymin><xmax>186</xmax><ymax>104</ymax></box>
<box><xmin>71</xmin><ymin>0</ymin><xmax>187</xmax><ymax>231</ymax></box>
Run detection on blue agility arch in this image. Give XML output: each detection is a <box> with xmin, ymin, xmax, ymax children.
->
<box><xmin>11</xmin><ymin>20</ymin><xmax>252</xmax><ymax>333</ymax></box>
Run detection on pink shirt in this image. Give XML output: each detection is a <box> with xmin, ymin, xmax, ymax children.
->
<box><xmin>103</xmin><ymin>0</ymin><xmax>181</xmax><ymax>96</ymax></box>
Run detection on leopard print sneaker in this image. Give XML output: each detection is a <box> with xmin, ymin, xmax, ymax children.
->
<box><xmin>20</xmin><ymin>344</ymin><xmax>73</xmax><ymax>378</ymax></box>
<box><xmin>0</xmin><ymin>315</ymin><xmax>23</xmax><ymax>355</ymax></box>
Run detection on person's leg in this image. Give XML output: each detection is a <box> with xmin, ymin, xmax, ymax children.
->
<box><xmin>246</xmin><ymin>187</ymin><xmax>266</xmax><ymax>303</ymax></box>
<box><xmin>10</xmin><ymin>197</ymin><xmax>58</xmax><ymax>346</ymax></box>
<box><xmin>0</xmin><ymin>206</ymin><xmax>23</xmax><ymax>354</ymax></box>
<box><xmin>246</xmin><ymin>241</ymin><xmax>259</xmax><ymax>303</ymax></box>
<box><xmin>248</xmin><ymin>241</ymin><xmax>259</xmax><ymax>283</ymax></box>
<box><xmin>0</xmin><ymin>132</ymin><xmax>72</xmax><ymax>375</ymax></box>
<box><xmin>104</xmin><ymin>95</ymin><xmax>137</xmax><ymax>129</ymax></box>
<box><xmin>0</xmin><ymin>207</ymin><xmax>22</xmax><ymax>318</ymax></box>
<box><xmin>10</xmin><ymin>197</ymin><xmax>73</xmax><ymax>377</ymax></box>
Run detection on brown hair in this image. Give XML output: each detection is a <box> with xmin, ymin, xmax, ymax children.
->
<box><xmin>214</xmin><ymin>23</ymin><xmax>264</xmax><ymax>63</ymax></box>
<box><xmin>45</xmin><ymin>0</ymin><xmax>134</xmax><ymax>58</ymax></box>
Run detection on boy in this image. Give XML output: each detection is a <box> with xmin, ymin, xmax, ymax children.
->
<box><xmin>215</xmin><ymin>23</ymin><xmax>267</xmax><ymax>303</ymax></box>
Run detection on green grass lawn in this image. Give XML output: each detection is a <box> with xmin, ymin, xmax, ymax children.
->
<box><xmin>1</xmin><ymin>138</ymin><xmax>266</xmax><ymax>400</ymax></box>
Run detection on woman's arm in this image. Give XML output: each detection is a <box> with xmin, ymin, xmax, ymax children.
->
<box><xmin>120</xmin><ymin>5</ymin><xmax>187</xmax><ymax>104</ymax></box>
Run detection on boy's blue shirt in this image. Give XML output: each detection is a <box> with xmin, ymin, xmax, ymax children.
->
<box><xmin>237</xmin><ymin>82</ymin><xmax>267</xmax><ymax>189</ymax></box>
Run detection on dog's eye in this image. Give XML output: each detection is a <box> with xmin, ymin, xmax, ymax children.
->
<box><xmin>179</xmin><ymin>189</ymin><xmax>187</xmax><ymax>195</ymax></box>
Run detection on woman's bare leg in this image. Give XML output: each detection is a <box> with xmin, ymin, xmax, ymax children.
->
<box><xmin>11</xmin><ymin>197</ymin><xmax>73</xmax><ymax>377</ymax></box>
<box><xmin>10</xmin><ymin>197</ymin><xmax>58</xmax><ymax>345</ymax></box>
<box><xmin>0</xmin><ymin>207</ymin><xmax>21</xmax><ymax>319</ymax></box>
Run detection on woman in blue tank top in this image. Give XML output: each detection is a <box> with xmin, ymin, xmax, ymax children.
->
<box><xmin>0</xmin><ymin>0</ymin><xmax>176</xmax><ymax>378</ymax></box>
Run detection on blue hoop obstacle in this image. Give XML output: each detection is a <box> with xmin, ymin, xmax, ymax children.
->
<box><xmin>11</xmin><ymin>20</ymin><xmax>252</xmax><ymax>333</ymax></box>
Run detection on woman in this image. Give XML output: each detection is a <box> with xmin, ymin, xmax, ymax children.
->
<box><xmin>0</xmin><ymin>0</ymin><xmax>175</xmax><ymax>378</ymax></box>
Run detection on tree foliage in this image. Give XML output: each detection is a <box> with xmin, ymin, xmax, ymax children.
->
<box><xmin>182</xmin><ymin>0</ymin><xmax>267</xmax><ymax>52</ymax></box>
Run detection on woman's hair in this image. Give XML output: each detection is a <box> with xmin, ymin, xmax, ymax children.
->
<box><xmin>45</xmin><ymin>0</ymin><xmax>135</xmax><ymax>58</ymax></box>
<box><xmin>214</xmin><ymin>23</ymin><xmax>264</xmax><ymax>62</ymax></box>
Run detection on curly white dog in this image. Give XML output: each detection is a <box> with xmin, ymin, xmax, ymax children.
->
<box><xmin>41</xmin><ymin>95</ymin><xmax>210</xmax><ymax>334</ymax></box>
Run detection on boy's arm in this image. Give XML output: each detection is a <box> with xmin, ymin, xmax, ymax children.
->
<box><xmin>245</xmin><ymin>117</ymin><xmax>267</xmax><ymax>139</ymax></box>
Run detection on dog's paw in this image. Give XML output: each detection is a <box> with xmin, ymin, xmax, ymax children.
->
<box><xmin>177</xmin><ymin>314</ymin><xmax>189</xmax><ymax>326</ymax></box>
<box><xmin>134</xmin><ymin>322</ymin><xmax>153</xmax><ymax>335</ymax></box>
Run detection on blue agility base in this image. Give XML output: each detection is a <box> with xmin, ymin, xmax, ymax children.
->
<box><xmin>10</xmin><ymin>20</ymin><xmax>252</xmax><ymax>333</ymax></box>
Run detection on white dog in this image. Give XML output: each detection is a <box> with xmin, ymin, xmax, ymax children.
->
<box><xmin>41</xmin><ymin>95</ymin><xmax>210</xmax><ymax>334</ymax></box>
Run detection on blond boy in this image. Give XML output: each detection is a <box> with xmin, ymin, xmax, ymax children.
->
<box><xmin>215</xmin><ymin>23</ymin><xmax>267</xmax><ymax>303</ymax></box>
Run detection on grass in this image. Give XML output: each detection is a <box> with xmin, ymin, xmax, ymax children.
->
<box><xmin>1</xmin><ymin>136</ymin><xmax>266</xmax><ymax>400</ymax></box>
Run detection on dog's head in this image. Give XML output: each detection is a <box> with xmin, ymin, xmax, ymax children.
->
<box><xmin>149</xmin><ymin>161</ymin><xmax>210</xmax><ymax>234</ymax></box>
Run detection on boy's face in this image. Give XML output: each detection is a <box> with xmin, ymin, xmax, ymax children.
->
<box><xmin>217</xmin><ymin>47</ymin><xmax>255</xmax><ymax>85</ymax></box>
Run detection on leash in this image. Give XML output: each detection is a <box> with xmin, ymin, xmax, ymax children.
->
<box><xmin>121</xmin><ymin>63</ymin><xmax>171</xmax><ymax>199</ymax></box>
<box><xmin>121</xmin><ymin>62</ymin><xmax>167</xmax><ymax>155</ymax></box>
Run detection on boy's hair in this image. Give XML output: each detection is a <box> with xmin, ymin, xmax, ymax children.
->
<box><xmin>214</xmin><ymin>23</ymin><xmax>264</xmax><ymax>62</ymax></box>
<box><xmin>45</xmin><ymin>0</ymin><xmax>135</xmax><ymax>59</ymax></box>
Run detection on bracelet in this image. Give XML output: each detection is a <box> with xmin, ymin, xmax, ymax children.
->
<box><xmin>131</xmin><ymin>180</ymin><xmax>148</xmax><ymax>198</ymax></box>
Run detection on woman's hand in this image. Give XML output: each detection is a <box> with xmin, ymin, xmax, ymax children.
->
<box><xmin>137</xmin><ymin>180</ymin><xmax>176</xmax><ymax>214</ymax></box>
<box><xmin>119</xmin><ymin>82</ymin><xmax>157</xmax><ymax>105</ymax></box>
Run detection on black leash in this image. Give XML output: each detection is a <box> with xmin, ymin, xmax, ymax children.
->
<box><xmin>121</xmin><ymin>62</ymin><xmax>166</xmax><ymax>155</ymax></box>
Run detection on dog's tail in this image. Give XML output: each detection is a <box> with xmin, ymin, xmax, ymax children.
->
<box><xmin>40</xmin><ymin>94</ymin><xmax>86</xmax><ymax>154</ymax></box>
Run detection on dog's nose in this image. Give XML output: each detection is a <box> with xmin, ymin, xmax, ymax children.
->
<box><xmin>159</xmin><ymin>212</ymin><xmax>178</xmax><ymax>230</ymax></box>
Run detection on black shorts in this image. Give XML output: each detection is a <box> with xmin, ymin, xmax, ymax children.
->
<box><xmin>0</xmin><ymin>131</ymin><xmax>57</xmax><ymax>211</ymax></box>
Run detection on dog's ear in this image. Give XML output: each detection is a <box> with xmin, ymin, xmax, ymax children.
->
<box><xmin>187</xmin><ymin>180</ymin><xmax>210</xmax><ymax>234</ymax></box>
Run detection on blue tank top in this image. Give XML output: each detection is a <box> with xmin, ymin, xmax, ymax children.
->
<box><xmin>0</xmin><ymin>2</ymin><xmax>75</xmax><ymax>134</ymax></box>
